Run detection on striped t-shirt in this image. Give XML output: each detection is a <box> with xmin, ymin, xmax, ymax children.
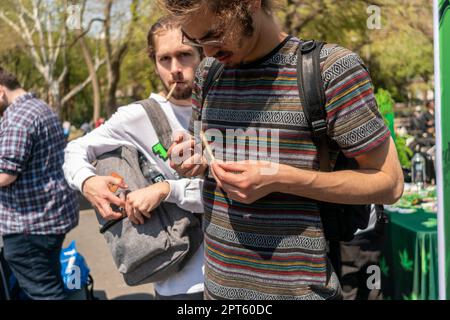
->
<box><xmin>190</xmin><ymin>36</ymin><xmax>390</xmax><ymax>300</ymax></box>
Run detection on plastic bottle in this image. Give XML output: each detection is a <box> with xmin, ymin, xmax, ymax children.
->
<box><xmin>139</xmin><ymin>154</ymin><xmax>165</xmax><ymax>184</ymax></box>
<box><xmin>411</xmin><ymin>150</ymin><xmax>426</xmax><ymax>192</ymax></box>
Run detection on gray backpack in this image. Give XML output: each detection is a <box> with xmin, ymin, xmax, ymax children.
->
<box><xmin>94</xmin><ymin>99</ymin><xmax>203</xmax><ymax>286</ymax></box>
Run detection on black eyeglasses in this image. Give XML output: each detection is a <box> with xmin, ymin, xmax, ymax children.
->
<box><xmin>181</xmin><ymin>29</ymin><xmax>225</xmax><ymax>48</ymax></box>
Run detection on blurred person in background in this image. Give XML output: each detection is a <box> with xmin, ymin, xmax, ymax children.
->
<box><xmin>0</xmin><ymin>66</ymin><xmax>79</xmax><ymax>300</ymax></box>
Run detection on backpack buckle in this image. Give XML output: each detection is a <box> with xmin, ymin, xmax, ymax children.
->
<box><xmin>311</xmin><ymin>119</ymin><xmax>327</xmax><ymax>137</ymax></box>
<box><xmin>300</xmin><ymin>40</ymin><xmax>316</xmax><ymax>53</ymax></box>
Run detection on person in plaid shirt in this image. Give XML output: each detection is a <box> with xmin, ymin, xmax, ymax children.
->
<box><xmin>0</xmin><ymin>67</ymin><xmax>79</xmax><ymax>300</ymax></box>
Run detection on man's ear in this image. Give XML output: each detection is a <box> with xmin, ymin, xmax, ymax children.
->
<box><xmin>249</xmin><ymin>0</ymin><xmax>262</xmax><ymax>13</ymax></box>
<box><xmin>0</xmin><ymin>86</ymin><xmax>6</xmax><ymax>101</ymax></box>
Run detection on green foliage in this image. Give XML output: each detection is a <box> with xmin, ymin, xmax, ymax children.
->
<box><xmin>375</xmin><ymin>89</ymin><xmax>394</xmax><ymax>116</ymax></box>
<box><xmin>363</xmin><ymin>1</ymin><xmax>434</xmax><ymax>102</ymax></box>
<box><xmin>1</xmin><ymin>0</ymin><xmax>434</xmax><ymax>122</ymax></box>
<box><xmin>281</xmin><ymin>0</ymin><xmax>434</xmax><ymax>103</ymax></box>
<box><xmin>118</xmin><ymin>4</ymin><xmax>165</xmax><ymax>106</ymax></box>
<box><xmin>0</xmin><ymin>50</ymin><xmax>45</xmax><ymax>93</ymax></box>
<box><xmin>395</xmin><ymin>134</ymin><xmax>414</xmax><ymax>169</ymax></box>
<box><xmin>374</xmin><ymin>88</ymin><xmax>413</xmax><ymax>169</ymax></box>
<box><xmin>368</xmin><ymin>30</ymin><xmax>433</xmax><ymax>102</ymax></box>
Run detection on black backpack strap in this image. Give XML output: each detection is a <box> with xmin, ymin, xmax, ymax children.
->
<box><xmin>297</xmin><ymin>40</ymin><xmax>330</xmax><ymax>172</ymax></box>
<box><xmin>137</xmin><ymin>98</ymin><xmax>173</xmax><ymax>160</ymax></box>
<box><xmin>199</xmin><ymin>59</ymin><xmax>224</xmax><ymax>121</ymax></box>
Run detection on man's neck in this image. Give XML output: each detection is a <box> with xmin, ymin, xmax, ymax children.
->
<box><xmin>169</xmin><ymin>97</ymin><xmax>192</xmax><ymax>107</ymax></box>
<box><xmin>157</xmin><ymin>91</ymin><xmax>191</xmax><ymax>107</ymax></box>
<box><xmin>242</xmin><ymin>13</ymin><xmax>288</xmax><ymax>64</ymax></box>
<box><xmin>8</xmin><ymin>89</ymin><xmax>27</xmax><ymax>105</ymax></box>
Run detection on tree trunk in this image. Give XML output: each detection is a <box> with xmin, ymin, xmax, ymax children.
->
<box><xmin>105</xmin><ymin>46</ymin><xmax>127</xmax><ymax>117</ymax></box>
<box><xmin>103</xmin><ymin>0</ymin><xmax>139</xmax><ymax>118</ymax></box>
<box><xmin>76</xmin><ymin>30</ymin><xmax>102</xmax><ymax>123</ymax></box>
<box><xmin>49</xmin><ymin>84</ymin><xmax>62</xmax><ymax>119</ymax></box>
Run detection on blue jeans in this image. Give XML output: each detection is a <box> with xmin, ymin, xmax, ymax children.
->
<box><xmin>2</xmin><ymin>234</ymin><xmax>66</xmax><ymax>300</ymax></box>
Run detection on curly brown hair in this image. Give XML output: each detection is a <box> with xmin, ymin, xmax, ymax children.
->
<box><xmin>160</xmin><ymin>0</ymin><xmax>277</xmax><ymax>38</ymax></box>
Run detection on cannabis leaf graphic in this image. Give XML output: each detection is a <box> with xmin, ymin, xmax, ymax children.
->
<box><xmin>380</xmin><ymin>256</ymin><xmax>390</xmax><ymax>277</ymax></box>
<box><xmin>403</xmin><ymin>292</ymin><xmax>419</xmax><ymax>300</ymax></box>
<box><xmin>422</xmin><ymin>218</ymin><xmax>437</xmax><ymax>228</ymax></box>
<box><xmin>399</xmin><ymin>249</ymin><xmax>413</xmax><ymax>272</ymax></box>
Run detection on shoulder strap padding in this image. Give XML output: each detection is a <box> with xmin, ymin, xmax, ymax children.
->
<box><xmin>297</xmin><ymin>40</ymin><xmax>330</xmax><ymax>172</ymax></box>
<box><xmin>137</xmin><ymin>98</ymin><xmax>173</xmax><ymax>151</ymax></box>
<box><xmin>201</xmin><ymin>59</ymin><xmax>224</xmax><ymax>110</ymax></box>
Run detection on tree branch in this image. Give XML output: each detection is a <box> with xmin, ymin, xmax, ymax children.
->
<box><xmin>68</xmin><ymin>18</ymin><xmax>106</xmax><ymax>49</ymax></box>
<box><xmin>31</xmin><ymin>0</ymin><xmax>49</xmax><ymax>66</ymax></box>
<box><xmin>60</xmin><ymin>58</ymin><xmax>106</xmax><ymax>107</ymax></box>
<box><xmin>0</xmin><ymin>7</ymin><xmax>46</xmax><ymax>76</ymax></box>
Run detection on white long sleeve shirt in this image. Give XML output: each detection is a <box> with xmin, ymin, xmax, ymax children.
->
<box><xmin>63</xmin><ymin>93</ymin><xmax>204</xmax><ymax>296</ymax></box>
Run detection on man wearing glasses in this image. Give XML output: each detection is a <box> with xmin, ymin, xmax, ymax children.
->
<box><xmin>165</xmin><ymin>0</ymin><xmax>404</xmax><ymax>300</ymax></box>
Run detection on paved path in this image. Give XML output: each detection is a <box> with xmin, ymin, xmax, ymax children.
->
<box><xmin>64</xmin><ymin>209</ymin><xmax>155</xmax><ymax>300</ymax></box>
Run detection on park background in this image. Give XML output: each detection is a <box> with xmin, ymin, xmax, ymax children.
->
<box><xmin>1</xmin><ymin>0</ymin><xmax>445</xmax><ymax>300</ymax></box>
<box><xmin>0</xmin><ymin>0</ymin><xmax>433</xmax><ymax>127</ymax></box>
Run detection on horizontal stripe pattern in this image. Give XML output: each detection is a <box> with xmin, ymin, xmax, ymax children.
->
<box><xmin>191</xmin><ymin>36</ymin><xmax>389</xmax><ymax>299</ymax></box>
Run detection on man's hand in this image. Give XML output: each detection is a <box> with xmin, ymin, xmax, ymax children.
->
<box><xmin>168</xmin><ymin>133</ymin><xmax>208</xmax><ymax>178</ymax></box>
<box><xmin>82</xmin><ymin>175</ymin><xmax>128</xmax><ymax>220</ymax></box>
<box><xmin>0</xmin><ymin>173</ymin><xmax>17</xmax><ymax>187</ymax></box>
<box><xmin>124</xmin><ymin>182</ymin><xmax>171</xmax><ymax>225</ymax></box>
<box><xmin>210</xmin><ymin>160</ymin><xmax>279</xmax><ymax>204</ymax></box>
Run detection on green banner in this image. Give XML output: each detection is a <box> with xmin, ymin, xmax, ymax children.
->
<box><xmin>438</xmin><ymin>0</ymin><xmax>450</xmax><ymax>299</ymax></box>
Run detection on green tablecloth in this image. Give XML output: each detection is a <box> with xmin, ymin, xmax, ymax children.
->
<box><xmin>381</xmin><ymin>207</ymin><xmax>438</xmax><ymax>300</ymax></box>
